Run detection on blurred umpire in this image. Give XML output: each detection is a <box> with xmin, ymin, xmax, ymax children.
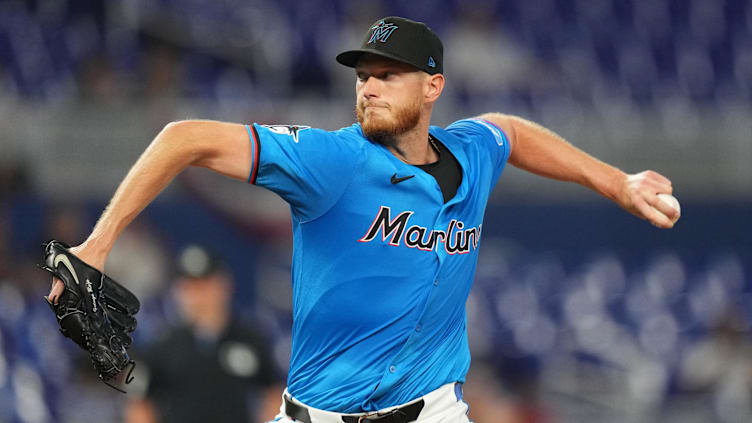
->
<box><xmin>124</xmin><ymin>245</ymin><xmax>283</xmax><ymax>423</ymax></box>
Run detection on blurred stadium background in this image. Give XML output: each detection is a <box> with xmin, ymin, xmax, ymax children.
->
<box><xmin>1</xmin><ymin>0</ymin><xmax>751</xmax><ymax>422</ymax></box>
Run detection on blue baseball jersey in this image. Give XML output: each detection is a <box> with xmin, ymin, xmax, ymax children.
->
<box><xmin>245</xmin><ymin>119</ymin><xmax>511</xmax><ymax>412</ymax></box>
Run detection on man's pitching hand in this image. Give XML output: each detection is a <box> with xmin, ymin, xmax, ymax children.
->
<box><xmin>619</xmin><ymin>170</ymin><xmax>679</xmax><ymax>229</ymax></box>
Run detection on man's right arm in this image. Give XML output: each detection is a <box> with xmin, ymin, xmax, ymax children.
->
<box><xmin>48</xmin><ymin>120</ymin><xmax>252</xmax><ymax>303</ymax></box>
<box><xmin>477</xmin><ymin>113</ymin><xmax>678</xmax><ymax>228</ymax></box>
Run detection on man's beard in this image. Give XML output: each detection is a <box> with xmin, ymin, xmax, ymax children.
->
<box><xmin>356</xmin><ymin>98</ymin><xmax>421</xmax><ymax>148</ymax></box>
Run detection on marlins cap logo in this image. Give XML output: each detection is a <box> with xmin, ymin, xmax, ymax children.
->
<box><xmin>368</xmin><ymin>21</ymin><xmax>399</xmax><ymax>44</ymax></box>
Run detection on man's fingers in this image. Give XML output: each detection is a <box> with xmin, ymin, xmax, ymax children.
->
<box><xmin>624</xmin><ymin>172</ymin><xmax>678</xmax><ymax>228</ymax></box>
<box><xmin>653</xmin><ymin>196</ymin><xmax>680</xmax><ymax>221</ymax></box>
<box><xmin>644</xmin><ymin>191</ymin><xmax>681</xmax><ymax>222</ymax></box>
<box><xmin>644</xmin><ymin>179</ymin><xmax>673</xmax><ymax>195</ymax></box>
<box><xmin>47</xmin><ymin>278</ymin><xmax>64</xmax><ymax>304</ymax></box>
<box><xmin>637</xmin><ymin>197</ymin><xmax>674</xmax><ymax>228</ymax></box>
<box><xmin>629</xmin><ymin>172</ymin><xmax>673</xmax><ymax>195</ymax></box>
<box><xmin>637</xmin><ymin>170</ymin><xmax>673</xmax><ymax>187</ymax></box>
<box><xmin>643</xmin><ymin>170</ymin><xmax>672</xmax><ymax>186</ymax></box>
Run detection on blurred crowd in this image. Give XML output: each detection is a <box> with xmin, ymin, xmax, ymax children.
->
<box><xmin>2</xmin><ymin>0</ymin><xmax>751</xmax><ymax>106</ymax></box>
<box><xmin>1</xmin><ymin>1</ymin><xmax>752</xmax><ymax>423</ymax></box>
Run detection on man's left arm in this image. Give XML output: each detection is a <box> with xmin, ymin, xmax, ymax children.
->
<box><xmin>479</xmin><ymin>112</ymin><xmax>679</xmax><ymax>228</ymax></box>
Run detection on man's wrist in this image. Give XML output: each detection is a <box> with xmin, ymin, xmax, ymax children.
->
<box><xmin>81</xmin><ymin>233</ymin><xmax>115</xmax><ymax>263</ymax></box>
<box><xmin>586</xmin><ymin>164</ymin><xmax>627</xmax><ymax>203</ymax></box>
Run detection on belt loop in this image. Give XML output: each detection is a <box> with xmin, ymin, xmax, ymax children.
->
<box><xmin>454</xmin><ymin>382</ymin><xmax>463</xmax><ymax>401</ymax></box>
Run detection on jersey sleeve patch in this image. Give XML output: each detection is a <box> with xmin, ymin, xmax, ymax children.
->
<box><xmin>249</xmin><ymin>123</ymin><xmax>363</xmax><ymax>223</ymax></box>
<box><xmin>261</xmin><ymin>125</ymin><xmax>311</xmax><ymax>143</ymax></box>
<box><xmin>475</xmin><ymin>119</ymin><xmax>509</xmax><ymax>148</ymax></box>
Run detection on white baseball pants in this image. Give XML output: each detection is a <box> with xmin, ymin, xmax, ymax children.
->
<box><xmin>267</xmin><ymin>382</ymin><xmax>472</xmax><ymax>423</ymax></box>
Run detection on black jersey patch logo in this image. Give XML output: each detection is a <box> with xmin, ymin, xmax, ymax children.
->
<box><xmin>262</xmin><ymin>125</ymin><xmax>311</xmax><ymax>143</ymax></box>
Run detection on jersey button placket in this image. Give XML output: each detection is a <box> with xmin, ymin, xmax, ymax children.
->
<box><xmin>389</xmin><ymin>365</ymin><xmax>396</xmax><ymax>373</ymax></box>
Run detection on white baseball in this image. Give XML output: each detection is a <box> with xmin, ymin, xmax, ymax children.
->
<box><xmin>654</xmin><ymin>193</ymin><xmax>681</xmax><ymax>222</ymax></box>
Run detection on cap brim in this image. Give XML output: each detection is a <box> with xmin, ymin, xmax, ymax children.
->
<box><xmin>335</xmin><ymin>50</ymin><xmax>367</xmax><ymax>67</ymax></box>
<box><xmin>336</xmin><ymin>49</ymin><xmax>421</xmax><ymax>71</ymax></box>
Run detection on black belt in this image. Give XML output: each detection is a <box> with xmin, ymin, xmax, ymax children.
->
<box><xmin>284</xmin><ymin>395</ymin><xmax>425</xmax><ymax>423</ymax></box>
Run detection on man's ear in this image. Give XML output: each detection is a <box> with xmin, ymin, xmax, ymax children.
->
<box><xmin>424</xmin><ymin>73</ymin><xmax>445</xmax><ymax>103</ymax></box>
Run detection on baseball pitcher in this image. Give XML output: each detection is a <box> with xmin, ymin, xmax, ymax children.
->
<box><xmin>47</xmin><ymin>17</ymin><xmax>679</xmax><ymax>423</ymax></box>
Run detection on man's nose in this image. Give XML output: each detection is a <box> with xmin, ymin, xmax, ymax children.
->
<box><xmin>361</xmin><ymin>76</ymin><xmax>381</xmax><ymax>98</ymax></box>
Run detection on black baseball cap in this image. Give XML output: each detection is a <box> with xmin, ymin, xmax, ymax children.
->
<box><xmin>336</xmin><ymin>16</ymin><xmax>443</xmax><ymax>75</ymax></box>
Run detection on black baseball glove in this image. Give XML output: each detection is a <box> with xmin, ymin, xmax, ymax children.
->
<box><xmin>39</xmin><ymin>240</ymin><xmax>140</xmax><ymax>392</ymax></box>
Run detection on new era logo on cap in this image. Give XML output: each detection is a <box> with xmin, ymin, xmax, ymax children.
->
<box><xmin>428</xmin><ymin>56</ymin><xmax>436</xmax><ymax>68</ymax></box>
<box><xmin>368</xmin><ymin>21</ymin><xmax>399</xmax><ymax>44</ymax></box>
